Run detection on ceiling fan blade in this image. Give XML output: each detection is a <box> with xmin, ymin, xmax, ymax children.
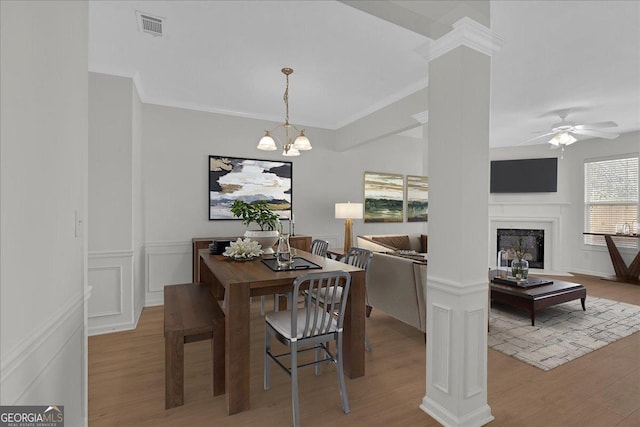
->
<box><xmin>521</xmin><ymin>131</ymin><xmax>555</xmax><ymax>144</ymax></box>
<box><xmin>574</xmin><ymin>121</ymin><xmax>618</xmax><ymax>130</ymax></box>
<box><xmin>572</xmin><ymin>129</ymin><xmax>620</xmax><ymax>139</ymax></box>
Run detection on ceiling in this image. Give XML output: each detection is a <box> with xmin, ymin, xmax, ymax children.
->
<box><xmin>89</xmin><ymin>1</ymin><xmax>640</xmax><ymax>148</ymax></box>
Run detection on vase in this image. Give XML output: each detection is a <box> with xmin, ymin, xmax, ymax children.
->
<box><xmin>276</xmin><ymin>233</ymin><xmax>293</xmax><ymax>268</ymax></box>
<box><xmin>244</xmin><ymin>230</ymin><xmax>278</xmax><ymax>254</ymax></box>
<box><xmin>511</xmin><ymin>258</ymin><xmax>529</xmax><ymax>280</ymax></box>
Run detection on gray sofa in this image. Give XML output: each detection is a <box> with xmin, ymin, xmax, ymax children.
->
<box><xmin>357</xmin><ymin>235</ymin><xmax>427</xmax><ymax>333</ymax></box>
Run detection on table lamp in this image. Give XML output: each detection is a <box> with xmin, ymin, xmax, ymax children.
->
<box><xmin>335</xmin><ymin>202</ymin><xmax>363</xmax><ymax>252</ymax></box>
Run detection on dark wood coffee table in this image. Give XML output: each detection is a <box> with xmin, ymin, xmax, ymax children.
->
<box><xmin>490</xmin><ymin>272</ymin><xmax>586</xmax><ymax>326</ymax></box>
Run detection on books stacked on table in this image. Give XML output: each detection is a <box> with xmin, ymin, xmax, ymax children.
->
<box><xmin>209</xmin><ymin>240</ymin><xmax>231</xmax><ymax>255</ymax></box>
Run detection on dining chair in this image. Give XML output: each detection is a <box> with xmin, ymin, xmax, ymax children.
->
<box><xmin>309</xmin><ymin>239</ymin><xmax>329</xmax><ymax>257</ymax></box>
<box><xmin>264</xmin><ymin>270</ymin><xmax>351</xmax><ymax>427</ymax></box>
<box><xmin>271</xmin><ymin>240</ymin><xmax>329</xmax><ymax>313</ymax></box>
<box><xmin>307</xmin><ymin>247</ymin><xmax>373</xmax><ymax>351</ymax></box>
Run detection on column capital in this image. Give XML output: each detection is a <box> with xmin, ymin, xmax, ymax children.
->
<box><xmin>429</xmin><ymin>17</ymin><xmax>504</xmax><ymax>62</ymax></box>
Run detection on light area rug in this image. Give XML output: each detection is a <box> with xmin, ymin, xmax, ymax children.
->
<box><xmin>488</xmin><ymin>296</ymin><xmax>640</xmax><ymax>371</ymax></box>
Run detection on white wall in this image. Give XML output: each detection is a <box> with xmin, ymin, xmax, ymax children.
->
<box><xmin>489</xmin><ymin>132</ymin><xmax>640</xmax><ymax>276</ymax></box>
<box><xmin>140</xmin><ymin>102</ymin><xmax>427</xmax><ymax>305</ymax></box>
<box><xmin>1</xmin><ymin>1</ymin><xmax>88</xmax><ymax>425</ymax></box>
<box><xmin>88</xmin><ymin>73</ymin><xmax>143</xmax><ymax>335</ymax></box>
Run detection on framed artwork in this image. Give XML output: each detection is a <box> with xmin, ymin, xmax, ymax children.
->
<box><xmin>364</xmin><ymin>172</ymin><xmax>404</xmax><ymax>223</ymax></box>
<box><xmin>208</xmin><ymin>155</ymin><xmax>292</xmax><ymax>220</ymax></box>
<box><xmin>406</xmin><ymin>175</ymin><xmax>428</xmax><ymax>222</ymax></box>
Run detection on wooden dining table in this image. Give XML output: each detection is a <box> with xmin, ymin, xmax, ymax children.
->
<box><xmin>198</xmin><ymin>249</ymin><xmax>366</xmax><ymax>415</ymax></box>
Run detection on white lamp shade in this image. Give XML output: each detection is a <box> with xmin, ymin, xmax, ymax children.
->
<box><xmin>257</xmin><ymin>133</ymin><xmax>277</xmax><ymax>151</ymax></box>
<box><xmin>335</xmin><ymin>202</ymin><xmax>363</xmax><ymax>219</ymax></box>
<box><xmin>293</xmin><ymin>132</ymin><xmax>312</xmax><ymax>150</ymax></box>
<box><xmin>549</xmin><ymin>132</ymin><xmax>577</xmax><ymax>146</ymax></box>
<box><xmin>282</xmin><ymin>146</ymin><xmax>300</xmax><ymax>156</ymax></box>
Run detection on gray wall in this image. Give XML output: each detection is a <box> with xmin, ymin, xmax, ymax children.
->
<box><xmin>88</xmin><ymin>76</ymin><xmax>638</xmax><ymax>324</ymax></box>
<box><xmin>88</xmin><ymin>72</ymin><xmax>144</xmax><ymax>334</ymax></box>
<box><xmin>1</xmin><ymin>1</ymin><xmax>88</xmax><ymax>424</ymax></box>
<box><xmin>140</xmin><ymin>102</ymin><xmax>427</xmax><ymax>305</ymax></box>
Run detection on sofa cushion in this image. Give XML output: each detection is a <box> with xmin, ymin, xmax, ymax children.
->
<box><xmin>371</xmin><ymin>235</ymin><xmax>412</xmax><ymax>250</ymax></box>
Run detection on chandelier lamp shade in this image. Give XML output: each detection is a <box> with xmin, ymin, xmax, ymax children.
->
<box><xmin>257</xmin><ymin>68</ymin><xmax>312</xmax><ymax>157</ymax></box>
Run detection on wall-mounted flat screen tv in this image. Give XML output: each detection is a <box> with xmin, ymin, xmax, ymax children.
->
<box><xmin>490</xmin><ymin>157</ymin><xmax>558</xmax><ymax>193</ymax></box>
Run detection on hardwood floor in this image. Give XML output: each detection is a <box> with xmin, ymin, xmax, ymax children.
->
<box><xmin>89</xmin><ymin>274</ymin><xmax>639</xmax><ymax>426</ymax></box>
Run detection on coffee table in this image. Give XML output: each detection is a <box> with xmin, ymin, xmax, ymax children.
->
<box><xmin>489</xmin><ymin>271</ymin><xmax>586</xmax><ymax>326</ymax></box>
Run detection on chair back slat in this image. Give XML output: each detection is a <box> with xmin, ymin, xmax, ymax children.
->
<box><xmin>309</xmin><ymin>239</ymin><xmax>330</xmax><ymax>257</ymax></box>
<box><xmin>343</xmin><ymin>247</ymin><xmax>372</xmax><ymax>271</ymax></box>
<box><xmin>292</xmin><ymin>271</ymin><xmax>351</xmax><ymax>339</ymax></box>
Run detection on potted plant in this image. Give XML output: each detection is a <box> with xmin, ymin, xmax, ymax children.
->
<box><xmin>231</xmin><ymin>200</ymin><xmax>280</xmax><ymax>254</ymax></box>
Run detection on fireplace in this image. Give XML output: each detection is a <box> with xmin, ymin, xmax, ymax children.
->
<box><xmin>497</xmin><ymin>228</ymin><xmax>545</xmax><ymax>269</ymax></box>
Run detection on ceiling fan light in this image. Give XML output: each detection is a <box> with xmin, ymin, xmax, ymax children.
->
<box><xmin>257</xmin><ymin>131</ymin><xmax>277</xmax><ymax>151</ymax></box>
<box><xmin>292</xmin><ymin>131</ymin><xmax>312</xmax><ymax>150</ymax></box>
<box><xmin>549</xmin><ymin>132</ymin><xmax>576</xmax><ymax>146</ymax></box>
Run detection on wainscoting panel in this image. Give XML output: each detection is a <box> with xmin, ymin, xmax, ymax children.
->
<box><xmin>431</xmin><ymin>303</ymin><xmax>452</xmax><ymax>395</ymax></box>
<box><xmin>87</xmin><ymin>266</ymin><xmax>122</xmax><ymax>317</ymax></box>
<box><xmin>88</xmin><ymin>251</ymin><xmax>134</xmax><ymax>335</ymax></box>
<box><xmin>464</xmin><ymin>308</ymin><xmax>485</xmax><ymax>399</ymax></box>
<box><xmin>1</xmin><ymin>296</ymin><xmax>84</xmax><ymax>416</ymax></box>
<box><xmin>145</xmin><ymin>241</ymin><xmax>191</xmax><ymax>306</ymax></box>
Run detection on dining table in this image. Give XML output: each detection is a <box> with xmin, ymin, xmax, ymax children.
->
<box><xmin>198</xmin><ymin>249</ymin><xmax>366</xmax><ymax>415</ymax></box>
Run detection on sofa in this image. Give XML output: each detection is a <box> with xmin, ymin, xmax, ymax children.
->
<box><xmin>356</xmin><ymin>234</ymin><xmax>427</xmax><ymax>333</ymax></box>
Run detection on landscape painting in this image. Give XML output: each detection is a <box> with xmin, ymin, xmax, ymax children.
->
<box><xmin>209</xmin><ymin>155</ymin><xmax>292</xmax><ymax>220</ymax></box>
<box><xmin>364</xmin><ymin>172</ymin><xmax>404</xmax><ymax>223</ymax></box>
<box><xmin>406</xmin><ymin>175</ymin><xmax>428</xmax><ymax>222</ymax></box>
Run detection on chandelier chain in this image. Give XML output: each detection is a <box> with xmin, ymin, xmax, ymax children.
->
<box><xmin>283</xmin><ymin>73</ymin><xmax>290</xmax><ymax>126</ymax></box>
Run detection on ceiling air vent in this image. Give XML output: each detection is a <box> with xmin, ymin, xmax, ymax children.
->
<box><xmin>136</xmin><ymin>11</ymin><xmax>163</xmax><ymax>37</ymax></box>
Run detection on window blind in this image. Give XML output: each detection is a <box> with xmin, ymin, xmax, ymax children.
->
<box><xmin>584</xmin><ymin>155</ymin><xmax>639</xmax><ymax>247</ymax></box>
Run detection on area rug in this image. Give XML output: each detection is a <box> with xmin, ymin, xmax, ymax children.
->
<box><xmin>488</xmin><ymin>296</ymin><xmax>640</xmax><ymax>371</ymax></box>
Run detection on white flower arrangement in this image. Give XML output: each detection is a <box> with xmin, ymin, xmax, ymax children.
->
<box><xmin>223</xmin><ymin>238</ymin><xmax>263</xmax><ymax>260</ymax></box>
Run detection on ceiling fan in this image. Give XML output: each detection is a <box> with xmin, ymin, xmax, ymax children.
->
<box><xmin>528</xmin><ymin>111</ymin><xmax>619</xmax><ymax>148</ymax></box>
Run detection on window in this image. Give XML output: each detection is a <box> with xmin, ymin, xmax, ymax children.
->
<box><xmin>584</xmin><ymin>155</ymin><xmax>639</xmax><ymax>247</ymax></box>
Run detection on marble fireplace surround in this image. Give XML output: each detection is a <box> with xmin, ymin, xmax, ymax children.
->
<box><xmin>489</xmin><ymin>203</ymin><xmax>569</xmax><ymax>276</ymax></box>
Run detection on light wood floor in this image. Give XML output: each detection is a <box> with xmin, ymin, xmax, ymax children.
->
<box><xmin>89</xmin><ymin>273</ymin><xmax>639</xmax><ymax>426</ymax></box>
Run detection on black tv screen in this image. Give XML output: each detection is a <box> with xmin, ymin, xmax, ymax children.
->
<box><xmin>490</xmin><ymin>157</ymin><xmax>558</xmax><ymax>193</ymax></box>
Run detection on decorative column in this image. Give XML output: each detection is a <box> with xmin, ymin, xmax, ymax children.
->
<box><xmin>420</xmin><ymin>18</ymin><xmax>503</xmax><ymax>427</ymax></box>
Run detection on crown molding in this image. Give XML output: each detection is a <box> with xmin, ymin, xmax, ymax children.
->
<box><xmin>429</xmin><ymin>17</ymin><xmax>504</xmax><ymax>62</ymax></box>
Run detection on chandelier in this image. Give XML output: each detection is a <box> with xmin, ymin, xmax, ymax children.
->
<box><xmin>257</xmin><ymin>68</ymin><xmax>312</xmax><ymax>156</ymax></box>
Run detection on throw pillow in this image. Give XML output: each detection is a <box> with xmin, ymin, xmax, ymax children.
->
<box><xmin>371</xmin><ymin>235</ymin><xmax>412</xmax><ymax>250</ymax></box>
<box><xmin>420</xmin><ymin>234</ymin><xmax>428</xmax><ymax>253</ymax></box>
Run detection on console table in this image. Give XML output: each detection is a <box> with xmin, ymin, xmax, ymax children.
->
<box><xmin>583</xmin><ymin>233</ymin><xmax>640</xmax><ymax>285</ymax></box>
<box><xmin>192</xmin><ymin>234</ymin><xmax>312</xmax><ymax>282</ymax></box>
